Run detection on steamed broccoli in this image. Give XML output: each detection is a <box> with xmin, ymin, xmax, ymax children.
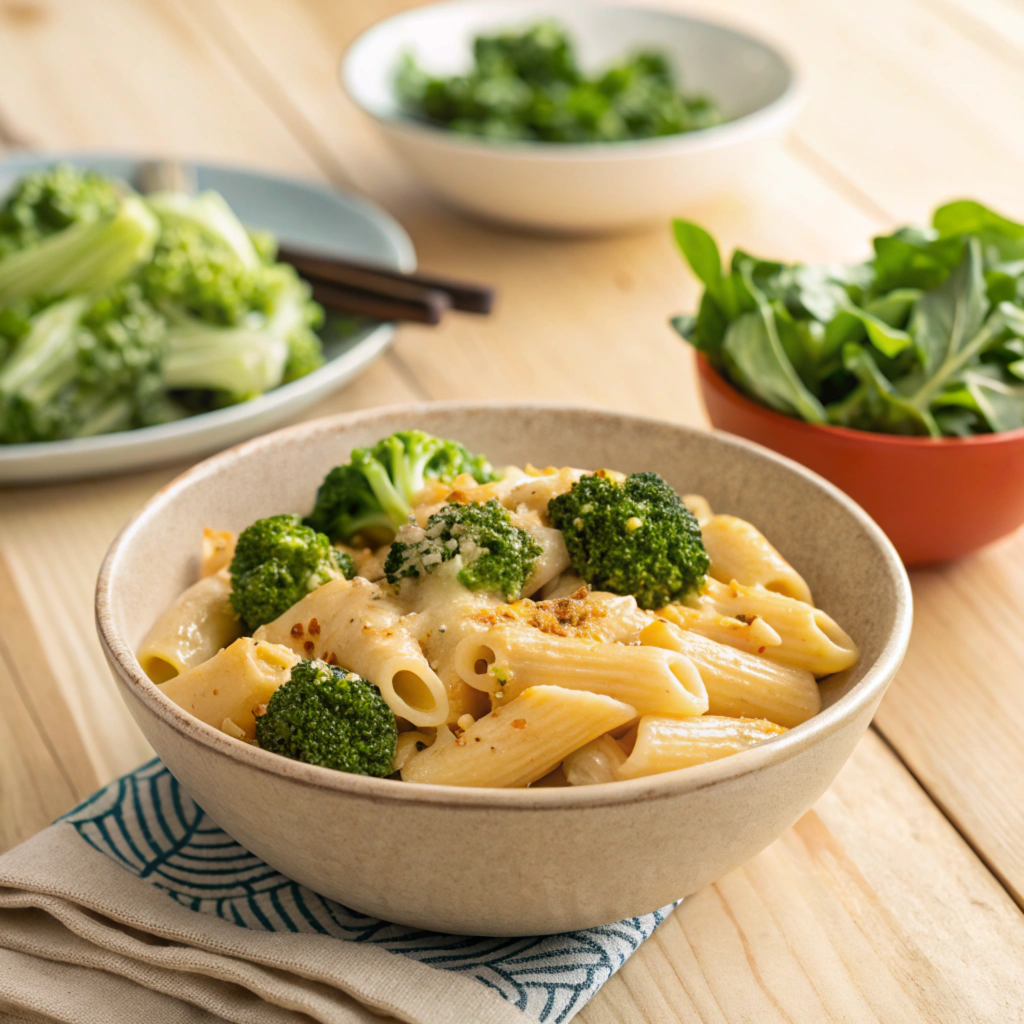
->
<box><xmin>229</xmin><ymin>514</ymin><xmax>353</xmax><ymax>630</ymax></box>
<box><xmin>548</xmin><ymin>470</ymin><xmax>709</xmax><ymax>608</ymax></box>
<box><xmin>306</xmin><ymin>430</ymin><xmax>499</xmax><ymax>546</ymax></box>
<box><xmin>254</xmin><ymin>658</ymin><xmax>396</xmax><ymax>776</ymax></box>
<box><xmin>0</xmin><ymin>190</ymin><xmax>159</xmax><ymax>303</ymax></box>
<box><xmin>0</xmin><ymin>284</ymin><xmax>166</xmax><ymax>442</ymax></box>
<box><xmin>0</xmin><ymin>164</ymin><xmax>329</xmax><ymax>446</ymax></box>
<box><xmin>0</xmin><ymin>164</ymin><xmax>122</xmax><ymax>257</ymax></box>
<box><xmin>143</xmin><ymin>191</ymin><xmax>324</xmax><ymax>401</ymax></box>
<box><xmin>384</xmin><ymin>499</ymin><xmax>542</xmax><ymax>600</ymax></box>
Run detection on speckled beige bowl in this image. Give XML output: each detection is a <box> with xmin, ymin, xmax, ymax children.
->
<box><xmin>96</xmin><ymin>404</ymin><xmax>912</xmax><ymax>936</ymax></box>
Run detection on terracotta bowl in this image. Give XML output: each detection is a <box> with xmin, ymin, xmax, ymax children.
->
<box><xmin>96</xmin><ymin>403</ymin><xmax>912</xmax><ymax>936</ymax></box>
<box><xmin>697</xmin><ymin>355</ymin><xmax>1024</xmax><ymax>567</ymax></box>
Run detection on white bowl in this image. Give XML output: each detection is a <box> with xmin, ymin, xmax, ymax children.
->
<box><xmin>341</xmin><ymin>0</ymin><xmax>801</xmax><ymax>233</ymax></box>
<box><xmin>97</xmin><ymin>404</ymin><xmax>911</xmax><ymax>936</ymax></box>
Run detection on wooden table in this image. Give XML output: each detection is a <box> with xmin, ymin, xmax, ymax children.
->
<box><xmin>2</xmin><ymin>0</ymin><xmax>1024</xmax><ymax>1018</ymax></box>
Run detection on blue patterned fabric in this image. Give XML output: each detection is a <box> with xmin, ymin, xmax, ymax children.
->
<box><xmin>62</xmin><ymin>760</ymin><xmax>674</xmax><ymax>1023</ymax></box>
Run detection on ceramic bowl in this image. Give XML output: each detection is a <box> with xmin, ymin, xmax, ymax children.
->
<box><xmin>96</xmin><ymin>404</ymin><xmax>911</xmax><ymax>936</ymax></box>
<box><xmin>341</xmin><ymin>1</ymin><xmax>801</xmax><ymax>233</ymax></box>
<box><xmin>697</xmin><ymin>355</ymin><xmax>1024</xmax><ymax>566</ymax></box>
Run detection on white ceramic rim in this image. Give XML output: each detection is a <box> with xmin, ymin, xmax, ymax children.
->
<box><xmin>0</xmin><ymin>153</ymin><xmax>415</xmax><ymax>477</ymax></box>
<box><xmin>340</xmin><ymin>0</ymin><xmax>804</xmax><ymax>161</ymax></box>
<box><xmin>97</xmin><ymin>403</ymin><xmax>913</xmax><ymax>810</ymax></box>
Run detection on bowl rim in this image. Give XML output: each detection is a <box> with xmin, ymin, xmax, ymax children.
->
<box><xmin>339</xmin><ymin>0</ymin><xmax>803</xmax><ymax>162</ymax></box>
<box><xmin>697</xmin><ymin>351</ymin><xmax>1024</xmax><ymax>448</ymax></box>
<box><xmin>96</xmin><ymin>401</ymin><xmax>913</xmax><ymax>811</ymax></box>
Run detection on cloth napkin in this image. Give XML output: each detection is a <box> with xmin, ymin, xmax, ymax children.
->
<box><xmin>0</xmin><ymin>760</ymin><xmax>674</xmax><ymax>1024</ymax></box>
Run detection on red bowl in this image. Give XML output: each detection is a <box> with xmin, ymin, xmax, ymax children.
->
<box><xmin>696</xmin><ymin>353</ymin><xmax>1024</xmax><ymax>566</ymax></box>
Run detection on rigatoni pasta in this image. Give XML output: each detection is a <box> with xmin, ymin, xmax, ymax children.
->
<box><xmin>138</xmin><ymin>428</ymin><xmax>858</xmax><ymax>788</ymax></box>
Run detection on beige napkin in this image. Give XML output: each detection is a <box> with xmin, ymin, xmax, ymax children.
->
<box><xmin>0</xmin><ymin>761</ymin><xmax>673</xmax><ymax>1023</ymax></box>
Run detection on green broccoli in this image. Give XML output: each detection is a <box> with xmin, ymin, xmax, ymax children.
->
<box><xmin>0</xmin><ymin>284</ymin><xmax>166</xmax><ymax>443</ymax></box>
<box><xmin>548</xmin><ymin>470</ymin><xmax>709</xmax><ymax>609</ymax></box>
<box><xmin>0</xmin><ymin>163</ymin><xmax>122</xmax><ymax>257</ymax></box>
<box><xmin>384</xmin><ymin>499</ymin><xmax>542</xmax><ymax>600</ymax></box>
<box><xmin>0</xmin><ymin>190</ymin><xmax>159</xmax><ymax>304</ymax></box>
<box><xmin>229</xmin><ymin>514</ymin><xmax>353</xmax><ymax>631</ymax></box>
<box><xmin>305</xmin><ymin>430</ymin><xmax>499</xmax><ymax>546</ymax></box>
<box><xmin>254</xmin><ymin>658</ymin><xmax>396</xmax><ymax>776</ymax></box>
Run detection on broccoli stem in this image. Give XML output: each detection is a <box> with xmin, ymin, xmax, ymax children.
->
<box><xmin>358</xmin><ymin>455</ymin><xmax>414</xmax><ymax>527</ymax></box>
<box><xmin>161</xmin><ymin>321</ymin><xmax>288</xmax><ymax>396</ymax></box>
<box><xmin>0</xmin><ymin>297</ymin><xmax>88</xmax><ymax>399</ymax></box>
<box><xmin>0</xmin><ymin>196</ymin><xmax>158</xmax><ymax>302</ymax></box>
<box><xmin>146</xmin><ymin>190</ymin><xmax>260</xmax><ymax>270</ymax></box>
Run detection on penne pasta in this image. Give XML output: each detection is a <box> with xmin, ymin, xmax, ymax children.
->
<box><xmin>141</xmin><ymin>429</ymin><xmax>861</xmax><ymax>789</ymax></box>
<box><xmin>618</xmin><ymin>715</ymin><xmax>787</xmax><ymax>779</ymax></box>
<box><xmin>200</xmin><ymin>528</ymin><xmax>237</xmax><ymax>578</ymax></box>
<box><xmin>664</xmin><ymin>579</ymin><xmax>858</xmax><ymax>677</ymax></box>
<box><xmin>255</xmin><ymin>576</ymin><xmax>449</xmax><ymax>727</ymax></box>
<box><xmin>158</xmin><ymin>637</ymin><xmax>299</xmax><ymax>739</ymax></box>
<box><xmin>681</xmin><ymin>493</ymin><xmax>714</xmax><ymax>525</ymax></box>
<box><xmin>138</xmin><ymin>568</ymin><xmax>242</xmax><ymax>683</ymax></box>
<box><xmin>639</xmin><ymin>619</ymin><xmax>820</xmax><ymax>728</ymax></box>
<box><xmin>401</xmin><ymin>685</ymin><xmax>636</xmax><ymax>787</ymax></box>
<box><xmin>563</xmin><ymin>734</ymin><xmax>628</xmax><ymax>786</ymax></box>
<box><xmin>701</xmin><ymin>515</ymin><xmax>813</xmax><ymax>604</ymax></box>
<box><xmin>453</xmin><ymin>625</ymin><xmax>707</xmax><ymax>717</ymax></box>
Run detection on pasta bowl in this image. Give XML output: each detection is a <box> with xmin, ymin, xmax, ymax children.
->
<box><xmin>96</xmin><ymin>404</ymin><xmax>911</xmax><ymax>936</ymax></box>
<box><xmin>341</xmin><ymin>1</ymin><xmax>801</xmax><ymax>233</ymax></box>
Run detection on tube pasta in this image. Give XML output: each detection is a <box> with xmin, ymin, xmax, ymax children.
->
<box><xmin>403</xmin><ymin>561</ymin><xmax>500</xmax><ymax>722</ymax></box>
<box><xmin>664</xmin><ymin>579</ymin><xmax>858</xmax><ymax>677</ymax></box>
<box><xmin>394</xmin><ymin>730</ymin><xmax>434</xmax><ymax>771</ymax></box>
<box><xmin>138</xmin><ymin>568</ymin><xmax>242</xmax><ymax>683</ymax></box>
<box><xmin>200</xmin><ymin>528</ymin><xmax>236</xmax><ymax>578</ymax></box>
<box><xmin>681</xmin><ymin>493</ymin><xmax>713</xmax><ymax>525</ymax></box>
<box><xmin>141</xmin><ymin>436</ymin><xmax>862</xmax><ymax>789</ymax></box>
<box><xmin>563</xmin><ymin>735</ymin><xmax>628</xmax><ymax>786</ymax></box>
<box><xmin>518</xmin><ymin>521</ymin><xmax>571</xmax><ymax>598</ymax></box>
<box><xmin>618</xmin><ymin>715</ymin><xmax>787</xmax><ymax>779</ymax></box>
<box><xmin>254</xmin><ymin>576</ymin><xmax>449</xmax><ymax>727</ymax></box>
<box><xmin>158</xmin><ymin>638</ymin><xmax>299</xmax><ymax>739</ymax></box>
<box><xmin>453</xmin><ymin>626</ymin><xmax>707</xmax><ymax>717</ymax></box>
<box><xmin>702</xmin><ymin>515</ymin><xmax>813</xmax><ymax>604</ymax></box>
<box><xmin>640</xmin><ymin>620</ymin><xmax>820</xmax><ymax>728</ymax></box>
<box><xmin>401</xmin><ymin>685</ymin><xmax>636</xmax><ymax>787</ymax></box>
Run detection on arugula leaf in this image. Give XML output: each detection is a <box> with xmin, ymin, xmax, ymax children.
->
<box><xmin>872</xmin><ymin>228</ymin><xmax>964</xmax><ymax>294</ymax></box>
<box><xmin>673</xmin><ymin>220</ymin><xmax>724</xmax><ymax>302</ymax></box>
<box><xmin>908</xmin><ymin>239</ymin><xmax>988</xmax><ymax>379</ymax></box>
<box><xmin>720</xmin><ymin>266</ymin><xmax>826</xmax><ymax>424</ymax></box>
<box><xmin>829</xmin><ymin>344</ymin><xmax>938</xmax><ymax>436</ymax></box>
<box><xmin>825</xmin><ymin>306</ymin><xmax>912</xmax><ymax>360</ymax></box>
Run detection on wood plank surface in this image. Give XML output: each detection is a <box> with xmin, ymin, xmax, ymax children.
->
<box><xmin>0</xmin><ymin>0</ymin><xmax>1022</xmax><ymax>1019</ymax></box>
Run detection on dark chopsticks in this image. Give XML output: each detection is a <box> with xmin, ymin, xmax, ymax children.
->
<box><xmin>278</xmin><ymin>244</ymin><xmax>495</xmax><ymax>321</ymax></box>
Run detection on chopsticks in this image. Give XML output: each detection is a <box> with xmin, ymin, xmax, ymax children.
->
<box><xmin>278</xmin><ymin>244</ymin><xmax>495</xmax><ymax>325</ymax></box>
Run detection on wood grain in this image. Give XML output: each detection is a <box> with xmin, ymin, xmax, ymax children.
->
<box><xmin>579</xmin><ymin>732</ymin><xmax>1024</xmax><ymax>1023</ymax></box>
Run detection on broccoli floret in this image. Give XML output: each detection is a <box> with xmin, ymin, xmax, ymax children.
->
<box><xmin>384</xmin><ymin>499</ymin><xmax>542</xmax><ymax>600</ymax></box>
<box><xmin>0</xmin><ymin>284</ymin><xmax>166</xmax><ymax>442</ymax></box>
<box><xmin>229</xmin><ymin>514</ymin><xmax>351</xmax><ymax>631</ymax></box>
<box><xmin>548</xmin><ymin>470</ymin><xmax>709</xmax><ymax>609</ymax></box>
<box><xmin>0</xmin><ymin>191</ymin><xmax>159</xmax><ymax>304</ymax></box>
<box><xmin>305</xmin><ymin>430</ymin><xmax>499</xmax><ymax>546</ymax></box>
<box><xmin>0</xmin><ymin>163</ymin><xmax>122</xmax><ymax>258</ymax></box>
<box><xmin>254</xmin><ymin>658</ymin><xmax>396</xmax><ymax>776</ymax></box>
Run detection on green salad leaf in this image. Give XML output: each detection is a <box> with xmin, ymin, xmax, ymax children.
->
<box><xmin>671</xmin><ymin>200</ymin><xmax>1024</xmax><ymax>437</ymax></box>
